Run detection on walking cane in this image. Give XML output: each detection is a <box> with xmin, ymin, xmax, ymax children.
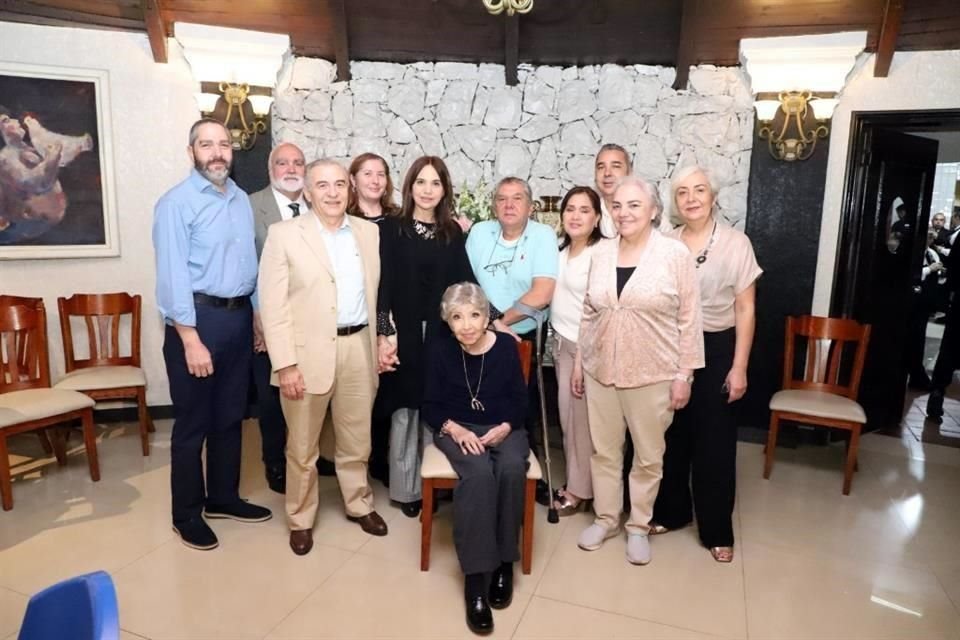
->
<box><xmin>513</xmin><ymin>302</ymin><xmax>559</xmax><ymax>524</ymax></box>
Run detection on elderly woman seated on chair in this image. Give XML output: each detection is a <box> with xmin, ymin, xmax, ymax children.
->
<box><xmin>422</xmin><ymin>282</ymin><xmax>529</xmax><ymax>635</ymax></box>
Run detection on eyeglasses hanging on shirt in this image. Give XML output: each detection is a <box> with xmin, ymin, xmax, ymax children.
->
<box><xmin>289</xmin><ymin>202</ymin><xmax>300</xmax><ymax>217</ymax></box>
<box><xmin>483</xmin><ymin>235</ymin><xmax>529</xmax><ymax>276</ymax></box>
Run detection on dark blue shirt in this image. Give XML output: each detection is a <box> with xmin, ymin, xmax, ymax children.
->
<box><xmin>422</xmin><ymin>331</ymin><xmax>527</xmax><ymax>432</ymax></box>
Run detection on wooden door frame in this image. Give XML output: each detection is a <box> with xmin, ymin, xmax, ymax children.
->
<box><xmin>830</xmin><ymin>109</ymin><xmax>960</xmax><ymax>317</ymax></box>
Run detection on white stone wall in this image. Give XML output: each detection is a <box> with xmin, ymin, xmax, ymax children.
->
<box><xmin>273</xmin><ymin>59</ymin><xmax>755</xmax><ymax>226</ymax></box>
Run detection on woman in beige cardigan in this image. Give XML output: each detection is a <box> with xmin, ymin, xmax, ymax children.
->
<box><xmin>576</xmin><ymin>175</ymin><xmax>704</xmax><ymax>566</ymax></box>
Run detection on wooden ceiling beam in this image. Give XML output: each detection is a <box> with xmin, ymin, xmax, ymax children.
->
<box><xmin>328</xmin><ymin>0</ymin><xmax>351</xmax><ymax>81</ymax></box>
<box><xmin>505</xmin><ymin>14</ymin><xmax>519</xmax><ymax>86</ymax></box>
<box><xmin>874</xmin><ymin>0</ymin><xmax>904</xmax><ymax>77</ymax></box>
<box><xmin>140</xmin><ymin>0</ymin><xmax>167</xmax><ymax>63</ymax></box>
<box><xmin>673</xmin><ymin>0</ymin><xmax>697</xmax><ymax>90</ymax></box>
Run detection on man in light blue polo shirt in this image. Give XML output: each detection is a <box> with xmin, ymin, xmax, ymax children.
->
<box><xmin>466</xmin><ymin>176</ymin><xmax>558</xmax><ymax>503</ymax></box>
<box><xmin>466</xmin><ymin>177</ymin><xmax>558</xmax><ymax>336</ymax></box>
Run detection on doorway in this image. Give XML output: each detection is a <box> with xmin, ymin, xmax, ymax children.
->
<box><xmin>831</xmin><ymin>109</ymin><xmax>960</xmax><ymax>447</ymax></box>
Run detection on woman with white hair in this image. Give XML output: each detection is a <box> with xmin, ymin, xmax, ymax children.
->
<box><xmin>577</xmin><ymin>175</ymin><xmax>704</xmax><ymax>566</ymax></box>
<box><xmin>650</xmin><ymin>165</ymin><xmax>762</xmax><ymax>563</ymax></box>
<box><xmin>422</xmin><ymin>282</ymin><xmax>529</xmax><ymax>635</ymax></box>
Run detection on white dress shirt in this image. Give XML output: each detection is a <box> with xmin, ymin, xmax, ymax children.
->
<box><xmin>313</xmin><ymin>214</ymin><xmax>368</xmax><ymax>327</ymax></box>
<box><xmin>272</xmin><ymin>188</ymin><xmax>307</xmax><ymax>221</ymax></box>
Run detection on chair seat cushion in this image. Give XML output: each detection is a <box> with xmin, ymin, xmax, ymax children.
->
<box><xmin>0</xmin><ymin>388</ymin><xmax>95</xmax><ymax>426</ymax></box>
<box><xmin>769</xmin><ymin>389</ymin><xmax>866</xmax><ymax>423</ymax></box>
<box><xmin>421</xmin><ymin>442</ymin><xmax>543</xmax><ymax>480</ymax></box>
<box><xmin>54</xmin><ymin>366</ymin><xmax>146</xmax><ymax>391</ymax></box>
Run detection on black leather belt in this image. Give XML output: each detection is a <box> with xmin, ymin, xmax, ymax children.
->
<box><xmin>193</xmin><ymin>293</ymin><xmax>250</xmax><ymax>310</ymax></box>
<box><xmin>336</xmin><ymin>324</ymin><xmax>367</xmax><ymax>336</ymax></box>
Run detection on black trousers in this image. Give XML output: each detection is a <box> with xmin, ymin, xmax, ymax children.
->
<box><xmin>932</xmin><ymin>294</ymin><xmax>960</xmax><ymax>392</ymax></box>
<box><xmin>252</xmin><ymin>350</ymin><xmax>287</xmax><ymax>470</ymax></box>
<box><xmin>163</xmin><ymin>304</ymin><xmax>252</xmax><ymax>525</ymax></box>
<box><xmin>652</xmin><ymin>328</ymin><xmax>738</xmax><ymax>548</ymax></box>
<box><xmin>434</xmin><ymin>424</ymin><xmax>529</xmax><ymax>575</ymax></box>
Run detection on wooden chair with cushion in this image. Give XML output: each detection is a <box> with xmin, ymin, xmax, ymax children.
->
<box><xmin>764</xmin><ymin>315</ymin><xmax>871</xmax><ymax>495</ymax></box>
<box><xmin>0</xmin><ymin>301</ymin><xmax>99</xmax><ymax>511</ymax></box>
<box><xmin>0</xmin><ymin>295</ymin><xmax>55</xmax><ymax>455</ymax></box>
<box><xmin>55</xmin><ymin>293</ymin><xmax>153</xmax><ymax>455</ymax></box>
<box><xmin>420</xmin><ymin>339</ymin><xmax>542</xmax><ymax>574</ymax></box>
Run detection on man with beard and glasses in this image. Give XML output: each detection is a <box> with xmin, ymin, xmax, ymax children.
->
<box><xmin>153</xmin><ymin>118</ymin><xmax>272</xmax><ymax>551</ymax></box>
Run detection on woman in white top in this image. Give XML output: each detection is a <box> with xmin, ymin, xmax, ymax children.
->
<box><xmin>651</xmin><ymin>165</ymin><xmax>762</xmax><ymax>564</ymax></box>
<box><xmin>551</xmin><ymin>186</ymin><xmax>604</xmax><ymax>515</ymax></box>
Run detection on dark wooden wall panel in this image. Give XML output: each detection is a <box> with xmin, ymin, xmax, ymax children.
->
<box><xmin>4</xmin><ymin>0</ymin><xmax>960</xmax><ymax>73</ymax></box>
<box><xmin>740</xmin><ymin>126</ymin><xmax>831</xmax><ymax>433</ymax></box>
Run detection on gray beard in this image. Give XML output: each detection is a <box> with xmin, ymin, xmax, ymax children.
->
<box><xmin>195</xmin><ymin>159</ymin><xmax>230</xmax><ymax>186</ymax></box>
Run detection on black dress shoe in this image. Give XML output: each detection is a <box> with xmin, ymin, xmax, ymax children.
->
<box><xmin>400</xmin><ymin>500</ymin><xmax>422</xmax><ymax>518</ymax></box>
<box><xmin>204</xmin><ymin>500</ymin><xmax>272</xmax><ymax>523</ymax></box>
<box><xmin>465</xmin><ymin>596</ymin><xmax>493</xmax><ymax>635</ymax></box>
<box><xmin>488</xmin><ymin>563</ymin><xmax>513</xmax><ymax>609</ymax></box>
<box><xmin>316</xmin><ymin>457</ymin><xmax>336</xmax><ymax>476</ymax></box>
<box><xmin>265</xmin><ymin>465</ymin><xmax>285</xmax><ymax>494</ymax></box>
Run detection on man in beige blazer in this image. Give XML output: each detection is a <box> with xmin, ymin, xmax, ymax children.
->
<box><xmin>259</xmin><ymin>159</ymin><xmax>387</xmax><ymax>556</ymax></box>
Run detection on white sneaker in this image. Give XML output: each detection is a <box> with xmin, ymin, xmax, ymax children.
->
<box><xmin>577</xmin><ymin>523</ymin><xmax>620</xmax><ymax>551</ymax></box>
<box><xmin>626</xmin><ymin>533</ymin><xmax>651</xmax><ymax>565</ymax></box>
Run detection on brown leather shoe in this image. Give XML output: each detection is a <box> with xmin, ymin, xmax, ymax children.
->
<box><xmin>289</xmin><ymin>529</ymin><xmax>313</xmax><ymax>555</ymax></box>
<box><xmin>347</xmin><ymin>511</ymin><xmax>388</xmax><ymax>536</ymax></box>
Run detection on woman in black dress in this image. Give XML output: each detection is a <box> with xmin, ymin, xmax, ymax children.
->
<box><xmin>376</xmin><ymin>156</ymin><xmax>478</xmax><ymax>517</ymax></box>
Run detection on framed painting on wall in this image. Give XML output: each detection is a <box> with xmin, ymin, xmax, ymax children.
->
<box><xmin>0</xmin><ymin>62</ymin><xmax>119</xmax><ymax>259</ymax></box>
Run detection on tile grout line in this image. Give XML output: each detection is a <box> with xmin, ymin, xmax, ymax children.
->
<box><xmin>531</xmin><ymin>593</ymin><xmax>728</xmax><ymax>638</ymax></box>
<box><xmin>259</xmin><ymin>543</ymin><xmax>358</xmax><ymax>639</ymax></box>
<box><xmin>737</xmin><ymin>500</ymin><xmax>750</xmax><ymax>640</ymax></box>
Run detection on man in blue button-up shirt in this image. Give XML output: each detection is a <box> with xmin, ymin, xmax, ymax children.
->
<box><xmin>153</xmin><ymin>118</ymin><xmax>271</xmax><ymax>550</ymax></box>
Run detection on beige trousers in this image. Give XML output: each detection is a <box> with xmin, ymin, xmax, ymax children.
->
<box><xmin>552</xmin><ymin>333</ymin><xmax>593</xmax><ymax>500</ymax></box>
<box><xmin>585</xmin><ymin>375</ymin><xmax>673</xmax><ymax>535</ymax></box>
<box><xmin>281</xmin><ymin>330</ymin><xmax>375</xmax><ymax>531</ymax></box>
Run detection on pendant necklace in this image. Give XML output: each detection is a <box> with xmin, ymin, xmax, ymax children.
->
<box><xmin>693</xmin><ymin>221</ymin><xmax>718</xmax><ymax>269</ymax></box>
<box><xmin>461</xmin><ymin>347</ymin><xmax>486</xmax><ymax>412</ymax></box>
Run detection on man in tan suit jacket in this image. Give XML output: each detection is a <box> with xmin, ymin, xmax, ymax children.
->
<box><xmin>259</xmin><ymin>159</ymin><xmax>387</xmax><ymax>556</ymax></box>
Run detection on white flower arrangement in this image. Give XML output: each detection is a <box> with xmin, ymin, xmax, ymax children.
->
<box><xmin>453</xmin><ymin>181</ymin><xmax>493</xmax><ymax>233</ymax></box>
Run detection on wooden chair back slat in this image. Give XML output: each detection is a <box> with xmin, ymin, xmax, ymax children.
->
<box><xmin>782</xmin><ymin>315</ymin><xmax>871</xmax><ymax>399</ymax></box>
<box><xmin>0</xmin><ymin>302</ymin><xmax>50</xmax><ymax>391</ymax></box>
<box><xmin>57</xmin><ymin>293</ymin><xmax>141</xmax><ymax>371</ymax></box>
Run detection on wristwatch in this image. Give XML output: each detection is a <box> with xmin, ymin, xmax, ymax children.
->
<box><xmin>673</xmin><ymin>372</ymin><xmax>694</xmax><ymax>384</ymax></box>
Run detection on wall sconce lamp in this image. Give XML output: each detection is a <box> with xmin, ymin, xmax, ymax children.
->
<box><xmin>482</xmin><ymin>0</ymin><xmax>533</xmax><ymax>16</ymax></box>
<box><xmin>755</xmin><ymin>91</ymin><xmax>838</xmax><ymax>162</ymax></box>
<box><xmin>196</xmin><ymin>82</ymin><xmax>274</xmax><ymax>151</ymax></box>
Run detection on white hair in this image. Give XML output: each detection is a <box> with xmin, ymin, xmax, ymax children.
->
<box><xmin>440</xmin><ymin>282</ymin><xmax>490</xmax><ymax>322</ymax></box>
<box><xmin>613</xmin><ymin>175</ymin><xmax>663</xmax><ymax>224</ymax></box>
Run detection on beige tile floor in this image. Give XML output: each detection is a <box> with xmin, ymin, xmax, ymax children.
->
<box><xmin>1</xmin><ymin>420</ymin><xmax>959</xmax><ymax>640</ymax></box>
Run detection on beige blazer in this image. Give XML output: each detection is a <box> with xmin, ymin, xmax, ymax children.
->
<box><xmin>258</xmin><ymin>213</ymin><xmax>381</xmax><ymax>395</ymax></box>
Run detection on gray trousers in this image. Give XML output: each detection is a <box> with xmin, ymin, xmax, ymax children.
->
<box><xmin>434</xmin><ymin>424</ymin><xmax>529</xmax><ymax>575</ymax></box>
<box><xmin>389</xmin><ymin>408</ymin><xmax>429</xmax><ymax>503</ymax></box>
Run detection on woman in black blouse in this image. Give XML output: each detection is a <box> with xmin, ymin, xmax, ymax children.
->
<box><xmin>376</xmin><ymin>156</ymin><xmax>477</xmax><ymax>517</ymax></box>
<box><xmin>423</xmin><ymin>282</ymin><xmax>528</xmax><ymax>635</ymax></box>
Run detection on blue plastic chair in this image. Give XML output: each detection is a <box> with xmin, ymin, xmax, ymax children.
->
<box><xmin>18</xmin><ymin>571</ymin><xmax>119</xmax><ymax>640</ymax></box>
